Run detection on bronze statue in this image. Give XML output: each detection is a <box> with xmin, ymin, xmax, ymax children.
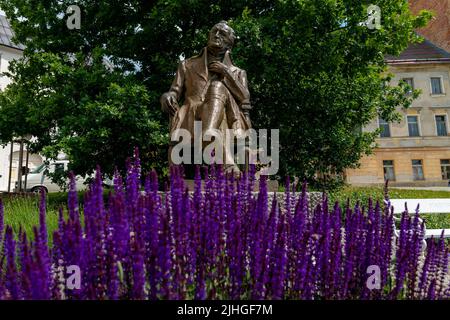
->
<box><xmin>161</xmin><ymin>21</ymin><xmax>252</xmax><ymax>172</ymax></box>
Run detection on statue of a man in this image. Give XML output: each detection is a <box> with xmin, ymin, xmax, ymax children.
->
<box><xmin>161</xmin><ymin>21</ymin><xmax>252</xmax><ymax>171</ymax></box>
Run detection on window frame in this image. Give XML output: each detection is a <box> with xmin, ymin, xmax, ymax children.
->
<box><xmin>378</xmin><ymin>117</ymin><xmax>391</xmax><ymax>138</ymax></box>
<box><xmin>401</xmin><ymin>77</ymin><xmax>414</xmax><ymax>95</ymax></box>
<box><xmin>383</xmin><ymin>160</ymin><xmax>395</xmax><ymax>181</ymax></box>
<box><xmin>441</xmin><ymin>159</ymin><xmax>450</xmax><ymax>180</ymax></box>
<box><xmin>411</xmin><ymin>159</ymin><xmax>425</xmax><ymax>181</ymax></box>
<box><xmin>435</xmin><ymin>114</ymin><xmax>448</xmax><ymax>137</ymax></box>
<box><xmin>407</xmin><ymin>115</ymin><xmax>421</xmax><ymax>137</ymax></box>
<box><xmin>430</xmin><ymin>76</ymin><xmax>445</xmax><ymax>96</ymax></box>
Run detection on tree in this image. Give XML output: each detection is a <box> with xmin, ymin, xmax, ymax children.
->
<box><xmin>0</xmin><ymin>0</ymin><xmax>430</xmax><ymax>187</ymax></box>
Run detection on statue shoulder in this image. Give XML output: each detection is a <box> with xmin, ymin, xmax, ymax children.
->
<box><xmin>230</xmin><ymin>65</ymin><xmax>247</xmax><ymax>76</ymax></box>
<box><xmin>233</xmin><ymin>65</ymin><xmax>245</xmax><ymax>72</ymax></box>
<box><xmin>182</xmin><ymin>53</ymin><xmax>203</xmax><ymax>70</ymax></box>
<box><xmin>185</xmin><ymin>48</ymin><xmax>206</xmax><ymax>64</ymax></box>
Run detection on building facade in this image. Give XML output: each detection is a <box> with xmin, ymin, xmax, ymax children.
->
<box><xmin>346</xmin><ymin>39</ymin><xmax>450</xmax><ymax>186</ymax></box>
<box><xmin>0</xmin><ymin>14</ymin><xmax>43</xmax><ymax>192</ymax></box>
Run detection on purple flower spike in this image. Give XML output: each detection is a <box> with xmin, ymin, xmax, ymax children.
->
<box><xmin>0</xmin><ymin>198</ymin><xmax>4</xmax><ymax>247</ymax></box>
<box><xmin>0</xmin><ymin>148</ymin><xmax>447</xmax><ymax>300</ymax></box>
<box><xmin>68</xmin><ymin>171</ymin><xmax>79</xmax><ymax>222</ymax></box>
<box><xmin>4</xmin><ymin>226</ymin><xmax>21</xmax><ymax>299</ymax></box>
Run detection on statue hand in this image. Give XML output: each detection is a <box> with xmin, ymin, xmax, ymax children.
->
<box><xmin>208</xmin><ymin>61</ymin><xmax>229</xmax><ymax>76</ymax></box>
<box><xmin>160</xmin><ymin>92</ymin><xmax>179</xmax><ymax>116</ymax></box>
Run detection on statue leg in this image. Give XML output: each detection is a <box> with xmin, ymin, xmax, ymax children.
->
<box><xmin>201</xmin><ymin>80</ymin><xmax>227</xmax><ymax>135</ymax></box>
<box><xmin>200</xmin><ymin>80</ymin><xmax>240</xmax><ymax>173</ymax></box>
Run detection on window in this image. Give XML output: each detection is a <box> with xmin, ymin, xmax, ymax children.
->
<box><xmin>407</xmin><ymin>115</ymin><xmax>420</xmax><ymax>137</ymax></box>
<box><xmin>435</xmin><ymin>115</ymin><xmax>448</xmax><ymax>136</ymax></box>
<box><xmin>29</xmin><ymin>163</ymin><xmax>45</xmax><ymax>174</ymax></box>
<box><xmin>378</xmin><ymin>118</ymin><xmax>390</xmax><ymax>137</ymax></box>
<box><xmin>383</xmin><ymin>160</ymin><xmax>395</xmax><ymax>181</ymax></box>
<box><xmin>441</xmin><ymin>160</ymin><xmax>450</xmax><ymax>180</ymax></box>
<box><xmin>412</xmin><ymin>160</ymin><xmax>424</xmax><ymax>181</ymax></box>
<box><xmin>53</xmin><ymin>163</ymin><xmax>65</xmax><ymax>175</ymax></box>
<box><xmin>402</xmin><ymin>78</ymin><xmax>414</xmax><ymax>95</ymax></box>
<box><xmin>431</xmin><ymin>77</ymin><xmax>443</xmax><ymax>95</ymax></box>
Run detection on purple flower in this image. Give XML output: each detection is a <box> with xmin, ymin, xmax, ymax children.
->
<box><xmin>0</xmin><ymin>199</ymin><xmax>4</xmax><ymax>247</ymax></box>
<box><xmin>0</xmin><ymin>148</ymin><xmax>448</xmax><ymax>300</ymax></box>
<box><xmin>4</xmin><ymin>226</ymin><xmax>21</xmax><ymax>299</ymax></box>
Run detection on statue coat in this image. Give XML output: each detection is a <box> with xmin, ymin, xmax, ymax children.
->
<box><xmin>166</xmin><ymin>47</ymin><xmax>252</xmax><ymax>140</ymax></box>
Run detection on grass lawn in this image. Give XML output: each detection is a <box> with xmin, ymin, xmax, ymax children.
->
<box><xmin>328</xmin><ymin>186</ymin><xmax>450</xmax><ymax>230</ymax></box>
<box><xmin>1</xmin><ymin>186</ymin><xmax>449</xmax><ymax>243</ymax></box>
<box><xmin>1</xmin><ymin>194</ymin><xmax>60</xmax><ymax>244</ymax></box>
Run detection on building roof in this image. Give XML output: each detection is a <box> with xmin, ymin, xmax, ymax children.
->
<box><xmin>386</xmin><ymin>39</ymin><xmax>450</xmax><ymax>65</ymax></box>
<box><xmin>0</xmin><ymin>14</ymin><xmax>24</xmax><ymax>51</ymax></box>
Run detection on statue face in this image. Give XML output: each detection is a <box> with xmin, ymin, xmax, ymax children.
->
<box><xmin>207</xmin><ymin>23</ymin><xmax>234</xmax><ymax>51</ymax></box>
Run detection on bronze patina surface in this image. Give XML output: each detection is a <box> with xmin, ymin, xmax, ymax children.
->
<box><xmin>161</xmin><ymin>21</ymin><xmax>252</xmax><ymax>172</ymax></box>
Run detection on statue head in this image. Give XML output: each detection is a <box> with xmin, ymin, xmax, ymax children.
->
<box><xmin>207</xmin><ymin>21</ymin><xmax>236</xmax><ymax>52</ymax></box>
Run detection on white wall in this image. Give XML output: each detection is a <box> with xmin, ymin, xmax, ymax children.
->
<box><xmin>0</xmin><ymin>45</ymin><xmax>25</xmax><ymax>191</ymax></box>
<box><xmin>0</xmin><ymin>144</ymin><xmax>12</xmax><ymax>191</ymax></box>
<box><xmin>0</xmin><ymin>45</ymin><xmax>22</xmax><ymax>90</ymax></box>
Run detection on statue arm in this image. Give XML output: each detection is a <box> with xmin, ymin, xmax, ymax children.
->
<box><xmin>161</xmin><ymin>61</ymin><xmax>186</xmax><ymax>115</ymax></box>
<box><xmin>169</xmin><ymin>61</ymin><xmax>186</xmax><ymax>100</ymax></box>
<box><xmin>222</xmin><ymin>69</ymin><xmax>251</xmax><ymax>108</ymax></box>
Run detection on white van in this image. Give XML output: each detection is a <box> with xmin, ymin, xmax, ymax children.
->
<box><xmin>15</xmin><ymin>160</ymin><xmax>90</xmax><ymax>193</ymax></box>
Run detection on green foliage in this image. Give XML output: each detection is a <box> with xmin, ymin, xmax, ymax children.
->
<box><xmin>0</xmin><ymin>0</ymin><xmax>431</xmax><ymax>186</ymax></box>
<box><xmin>45</xmin><ymin>188</ymin><xmax>110</xmax><ymax>209</ymax></box>
<box><xmin>230</xmin><ymin>1</ymin><xmax>430</xmax><ymax>186</ymax></box>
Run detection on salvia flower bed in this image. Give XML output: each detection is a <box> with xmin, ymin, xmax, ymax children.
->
<box><xmin>0</xmin><ymin>150</ymin><xmax>448</xmax><ymax>300</ymax></box>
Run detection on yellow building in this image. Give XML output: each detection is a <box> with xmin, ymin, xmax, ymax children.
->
<box><xmin>346</xmin><ymin>39</ymin><xmax>450</xmax><ymax>186</ymax></box>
